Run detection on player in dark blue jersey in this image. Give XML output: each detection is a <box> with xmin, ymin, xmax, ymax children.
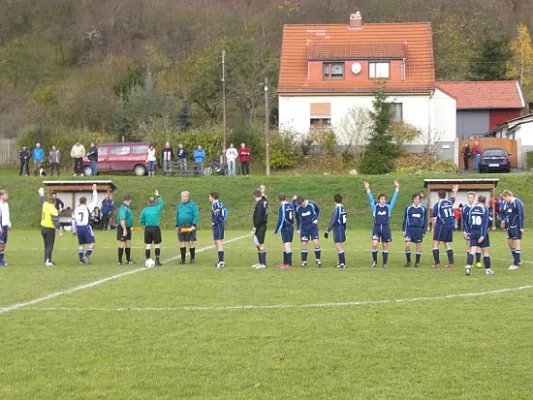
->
<box><xmin>210</xmin><ymin>192</ymin><xmax>227</xmax><ymax>268</ymax></box>
<box><xmin>294</xmin><ymin>195</ymin><xmax>322</xmax><ymax>267</ymax></box>
<box><xmin>501</xmin><ymin>190</ymin><xmax>525</xmax><ymax>270</ymax></box>
<box><xmin>324</xmin><ymin>194</ymin><xmax>347</xmax><ymax>268</ymax></box>
<box><xmin>274</xmin><ymin>193</ymin><xmax>294</xmax><ymax>269</ymax></box>
<box><xmin>364</xmin><ymin>180</ymin><xmax>400</xmax><ymax>268</ymax></box>
<box><xmin>431</xmin><ymin>185</ymin><xmax>459</xmax><ymax>268</ymax></box>
<box><xmin>465</xmin><ymin>195</ymin><xmax>494</xmax><ymax>276</ymax></box>
<box><xmin>402</xmin><ymin>193</ymin><xmax>427</xmax><ymax>268</ymax></box>
<box><xmin>462</xmin><ymin>192</ymin><xmax>482</xmax><ymax>268</ymax></box>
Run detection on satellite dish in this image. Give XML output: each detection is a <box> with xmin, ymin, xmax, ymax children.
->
<box><xmin>351</xmin><ymin>63</ymin><xmax>362</xmax><ymax>75</ymax></box>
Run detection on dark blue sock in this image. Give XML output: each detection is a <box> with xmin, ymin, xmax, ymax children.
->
<box><xmin>514</xmin><ymin>250</ymin><xmax>521</xmax><ymax>266</ymax></box>
<box><xmin>78</xmin><ymin>247</ymin><xmax>84</xmax><ymax>261</ymax></box>
<box><xmin>283</xmin><ymin>251</ymin><xmax>287</xmax><ymax>265</ymax></box>
<box><xmin>383</xmin><ymin>251</ymin><xmax>389</xmax><ymax>265</ymax></box>
<box><xmin>260</xmin><ymin>250</ymin><xmax>266</xmax><ymax>265</ymax></box>
<box><xmin>475</xmin><ymin>251</ymin><xmax>481</xmax><ymax>263</ymax></box>
<box><xmin>484</xmin><ymin>255</ymin><xmax>491</xmax><ymax>269</ymax></box>
<box><xmin>257</xmin><ymin>251</ymin><xmax>262</xmax><ymax>264</ymax></box>
<box><xmin>405</xmin><ymin>251</ymin><xmax>411</xmax><ymax>263</ymax></box>
<box><xmin>339</xmin><ymin>251</ymin><xmax>346</xmax><ymax>264</ymax></box>
<box><xmin>415</xmin><ymin>252</ymin><xmax>422</xmax><ymax>264</ymax></box>
<box><xmin>511</xmin><ymin>248</ymin><xmax>516</xmax><ymax>261</ymax></box>
<box><xmin>447</xmin><ymin>248</ymin><xmax>454</xmax><ymax>264</ymax></box>
<box><xmin>0</xmin><ymin>250</ymin><xmax>4</xmax><ymax>263</ymax></box>
<box><xmin>314</xmin><ymin>248</ymin><xmax>321</xmax><ymax>261</ymax></box>
<box><xmin>432</xmin><ymin>248</ymin><xmax>440</xmax><ymax>264</ymax></box>
<box><xmin>372</xmin><ymin>250</ymin><xmax>378</xmax><ymax>262</ymax></box>
<box><xmin>287</xmin><ymin>251</ymin><xmax>292</xmax><ymax>266</ymax></box>
<box><xmin>218</xmin><ymin>250</ymin><xmax>224</xmax><ymax>262</ymax></box>
<box><xmin>467</xmin><ymin>252</ymin><xmax>474</xmax><ymax>266</ymax></box>
<box><xmin>85</xmin><ymin>248</ymin><xmax>93</xmax><ymax>258</ymax></box>
<box><xmin>301</xmin><ymin>249</ymin><xmax>308</xmax><ymax>262</ymax></box>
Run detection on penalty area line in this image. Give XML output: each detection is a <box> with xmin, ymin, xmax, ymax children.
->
<box><xmin>20</xmin><ymin>284</ymin><xmax>533</xmax><ymax>313</ymax></box>
<box><xmin>0</xmin><ymin>234</ymin><xmax>250</xmax><ymax>315</ymax></box>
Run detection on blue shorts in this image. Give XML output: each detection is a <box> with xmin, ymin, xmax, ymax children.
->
<box><xmin>280</xmin><ymin>226</ymin><xmax>294</xmax><ymax>243</ymax></box>
<box><xmin>0</xmin><ymin>226</ymin><xmax>8</xmax><ymax>244</ymax></box>
<box><xmin>405</xmin><ymin>227</ymin><xmax>424</xmax><ymax>243</ymax></box>
<box><xmin>333</xmin><ymin>226</ymin><xmax>346</xmax><ymax>243</ymax></box>
<box><xmin>433</xmin><ymin>224</ymin><xmax>453</xmax><ymax>243</ymax></box>
<box><xmin>507</xmin><ymin>226</ymin><xmax>522</xmax><ymax>240</ymax></box>
<box><xmin>300</xmin><ymin>224</ymin><xmax>319</xmax><ymax>242</ymax></box>
<box><xmin>77</xmin><ymin>225</ymin><xmax>95</xmax><ymax>245</ymax></box>
<box><xmin>213</xmin><ymin>223</ymin><xmax>225</xmax><ymax>241</ymax></box>
<box><xmin>469</xmin><ymin>230</ymin><xmax>490</xmax><ymax>248</ymax></box>
<box><xmin>372</xmin><ymin>225</ymin><xmax>391</xmax><ymax>243</ymax></box>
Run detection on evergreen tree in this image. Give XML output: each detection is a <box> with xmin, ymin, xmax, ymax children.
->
<box><xmin>468</xmin><ymin>32</ymin><xmax>512</xmax><ymax>81</ymax></box>
<box><xmin>360</xmin><ymin>89</ymin><xmax>398</xmax><ymax>175</ymax></box>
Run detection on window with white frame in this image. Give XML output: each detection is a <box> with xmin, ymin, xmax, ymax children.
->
<box><xmin>323</xmin><ymin>63</ymin><xmax>344</xmax><ymax>79</ymax></box>
<box><xmin>389</xmin><ymin>103</ymin><xmax>403</xmax><ymax>122</ymax></box>
<box><xmin>369</xmin><ymin>62</ymin><xmax>390</xmax><ymax>79</ymax></box>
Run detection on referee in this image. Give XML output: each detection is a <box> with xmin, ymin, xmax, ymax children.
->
<box><xmin>175</xmin><ymin>191</ymin><xmax>199</xmax><ymax>264</ymax></box>
<box><xmin>39</xmin><ymin>188</ymin><xmax>61</xmax><ymax>267</ymax></box>
<box><xmin>117</xmin><ymin>194</ymin><xmax>134</xmax><ymax>265</ymax></box>
<box><xmin>140</xmin><ymin>189</ymin><xmax>164</xmax><ymax>266</ymax></box>
<box><xmin>251</xmin><ymin>188</ymin><xmax>268</xmax><ymax>269</ymax></box>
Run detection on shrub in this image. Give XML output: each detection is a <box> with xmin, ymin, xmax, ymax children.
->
<box><xmin>268</xmin><ymin>131</ymin><xmax>300</xmax><ymax>169</ymax></box>
<box><xmin>308</xmin><ymin>129</ymin><xmax>337</xmax><ymax>155</ymax></box>
<box><xmin>391</xmin><ymin>122</ymin><xmax>423</xmax><ymax>150</ymax></box>
<box><xmin>526</xmin><ymin>151</ymin><xmax>533</xmax><ymax>170</ymax></box>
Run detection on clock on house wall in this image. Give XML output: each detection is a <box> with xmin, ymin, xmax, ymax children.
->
<box><xmin>351</xmin><ymin>63</ymin><xmax>362</xmax><ymax>75</ymax></box>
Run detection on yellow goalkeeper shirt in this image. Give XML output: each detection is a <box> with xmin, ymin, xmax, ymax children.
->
<box><xmin>41</xmin><ymin>201</ymin><xmax>58</xmax><ymax>229</ymax></box>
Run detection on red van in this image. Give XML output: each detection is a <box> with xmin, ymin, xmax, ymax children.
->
<box><xmin>83</xmin><ymin>142</ymin><xmax>152</xmax><ymax>176</ymax></box>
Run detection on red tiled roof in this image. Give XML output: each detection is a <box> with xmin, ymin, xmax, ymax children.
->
<box><xmin>306</xmin><ymin>43</ymin><xmax>406</xmax><ymax>60</ymax></box>
<box><xmin>436</xmin><ymin>81</ymin><xmax>525</xmax><ymax>109</ymax></box>
<box><xmin>278</xmin><ymin>22</ymin><xmax>435</xmax><ymax>93</ymax></box>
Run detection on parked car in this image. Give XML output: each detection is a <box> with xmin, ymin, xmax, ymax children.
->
<box><xmin>83</xmin><ymin>142</ymin><xmax>152</xmax><ymax>176</ymax></box>
<box><xmin>478</xmin><ymin>147</ymin><xmax>511</xmax><ymax>173</ymax></box>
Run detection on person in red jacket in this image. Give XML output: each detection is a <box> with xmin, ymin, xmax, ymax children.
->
<box><xmin>238</xmin><ymin>142</ymin><xmax>251</xmax><ymax>176</ymax></box>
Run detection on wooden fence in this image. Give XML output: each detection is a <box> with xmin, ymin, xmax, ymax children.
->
<box><xmin>458</xmin><ymin>138</ymin><xmax>517</xmax><ymax>168</ymax></box>
<box><xmin>0</xmin><ymin>138</ymin><xmax>17</xmax><ymax>165</ymax></box>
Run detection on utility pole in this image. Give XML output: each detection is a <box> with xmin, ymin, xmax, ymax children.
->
<box><xmin>222</xmin><ymin>50</ymin><xmax>227</xmax><ymax>155</ymax></box>
<box><xmin>264</xmin><ymin>77</ymin><xmax>270</xmax><ymax>176</ymax></box>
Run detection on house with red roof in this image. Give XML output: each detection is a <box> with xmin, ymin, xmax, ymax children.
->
<box><xmin>436</xmin><ymin>81</ymin><xmax>525</xmax><ymax>140</ymax></box>
<box><xmin>278</xmin><ymin>12</ymin><xmax>457</xmax><ymax>160</ymax></box>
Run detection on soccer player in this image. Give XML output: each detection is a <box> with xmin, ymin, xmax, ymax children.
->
<box><xmin>117</xmin><ymin>194</ymin><xmax>134</xmax><ymax>265</ymax></box>
<box><xmin>461</xmin><ymin>192</ymin><xmax>481</xmax><ymax>268</ymax></box>
<box><xmin>251</xmin><ymin>189</ymin><xmax>268</xmax><ymax>269</ymax></box>
<box><xmin>465</xmin><ymin>195</ymin><xmax>494</xmax><ymax>276</ymax></box>
<box><xmin>431</xmin><ymin>185</ymin><xmax>459</xmax><ymax>268</ymax></box>
<box><xmin>294</xmin><ymin>196</ymin><xmax>322</xmax><ymax>267</ymax></box>
<box><xmin>140</xmin><ymin>189</ymin><xmax>164</xmax><ymax>266</ymax></box>
<box><xmin>176</xmin><ymin>191</ymin><xmax>199</xmax><ymax>265</ymax></box>
<box><xmin>364</xmin><ymin>180</ymin><xmax>400</xmax><ymax>268</ymax></box>
<box><xmin>210</xmin><ymin>192</ymin><xmax>227</xmax><ymax>268</ymax></box>
<box><xmin>39</xmin><ymin>188</ymin><xmax>61</xmax><ymax>267</ymax></box>
<box><xmin>72</xmin><ymin>184</ymin><xmax>98</xmax><ymax>264</ymax></box>
<box><xmin>501</xmin><ymin>190</ymin><xmax>524</xmax><ymax>270</ymax></box>
<box><xmin>402</xmin><ymin>193</ymin><xmax>427</xmax><ymax>268</ymax></box>
<box><xmin>0</xmin><ymin>190</ymin><xmax>12</xmax><ymax>267</ymax></box>
<box><xmin>324</xmin><ymin>194</ymin><xmax>347</xmax><ymax>268</ymax></box>
<box><xmin>274</xmin><ymin>193</ymin><xmax>294</xmax><ymax>269</ymax></box>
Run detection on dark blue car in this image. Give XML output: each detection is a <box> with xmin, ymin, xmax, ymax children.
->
<box><xmin>479</xmin><ymin>147</ymin><xmax>511</xmax><ymax>173</ymax></box>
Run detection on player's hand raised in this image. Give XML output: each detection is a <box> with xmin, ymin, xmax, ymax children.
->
<box><xmin>92</xmin><ymin>184</ymin><xmax>97</xmax><ymax>191</ymax></box>
<box><xmin>452</xmin><ymin>184</ymin><xmax>459</xmax><ymax>193</ymax></box>
<box><xmin>155</xmin><ymin>189</ymin><xmax>159</xmax><ymax>197</ymax></box>
<box><xmin>394</xmin><ymin>179</ymin><xmax>400</xmax><ymax>189</ymax></box>
<box><xmin>363</xmin><ymin>181</ymin><xmax>370</xmax><ymax>191</ymax></box>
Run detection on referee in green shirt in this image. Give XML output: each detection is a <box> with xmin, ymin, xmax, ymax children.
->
<box><xmin>117</xmin><ymin>194</ymin><xmax>134</xmax><ymax>265</ymax></box>
<box><xmin>176</xmin><ymin>191</ymin><xmax>199</xmax><ymax>264</ymax></box>
<box><xmin>140</xmin><ymin>189</ymin><xmax>164</xmax><ymax>266</ymax></box>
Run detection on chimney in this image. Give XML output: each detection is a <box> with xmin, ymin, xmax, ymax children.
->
<box><xmin>349</xmin><ymin>12</ymin><xmax>363</xmax><ymax>29</ymax></box>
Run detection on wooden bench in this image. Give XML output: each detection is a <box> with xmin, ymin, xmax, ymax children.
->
<box><xmin>163</xmin><ymin>161</ymin><xmax>205</xmax><ymax>177</ymax></box>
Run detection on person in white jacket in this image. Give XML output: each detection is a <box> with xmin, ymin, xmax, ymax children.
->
<box><xmin>147</xmin><ymin>144</ymin><xmax>157</xmax><ymax>177</ymax></box>
<box><xmin>226</xmin><ymin>143</ymin><xmax>238</xmax><ymax>176</ymax></box>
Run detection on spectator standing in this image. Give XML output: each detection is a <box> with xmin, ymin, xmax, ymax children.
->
<box><xmin>461</xmin><ymin>143</ymin><xmax>472</xmax><ymax>171</ymax></box>
<box><xmin>226</xmin><ymin>143</ymin><xmax>238</xmax><ymax>176</ymax></box>
<box><xmin>102</xmin><ymin>193</ymin><xmax>115</xmax><ymax>230</ymax></box>
<box><xmin>472</xmin><ymin>141</ymin><xmax>482</xmax><ymax>170</ymax></box>
<box><xmin>147</xmin><ymin>144</ymin><xmax>157</xmax><ymax>177</ymax></box>
<box><xmin>71</xmin><ymin>141</ymin><xmax>86</xmax><ymax>176</ymax></box>
<box><xmin>239</xmin><ymin>142</ymin><xmax>250</xmax><ymax>176</ymax></box>
<box><xmin>193</xmin><ymin>145</ymin><xmax>206</xmax><ymax>173</ymax></box>
<box><xmin>32</xmin><ymin>143</ymin><xmax>44</xmax><ymax>176</ymax></box>
<box><xmin>162</xmin><ymin>142</ymin><xmax>174</xmax><ymax>176</ymax></box>
<box><xmin>87</xmin><ymin>143</ymin><xmax>99</xmax><ymax>176</ymax></box>
<box><xmin>18</xmin><ymin>146</ymin><xmax>30</xmax><ymax>177</ymax></box>
<box><xmin>49</xmin><ymin>146</ymin><xmax>61</xmax><ymax>176</ymax></box>
<box><xmin>90</xmin><ymin>207</ymin><xmax>103</xmax><ymax>229</ymax></box>
<box><xmin>177</xmin><ymin>143</ymin><xmax>188</xmax><ymax>170</ymax></box>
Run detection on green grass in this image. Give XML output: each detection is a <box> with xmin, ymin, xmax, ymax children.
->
<box><xmin>1</xmin><ymin>228</ymin><xmax>533</xmax><ymax>399</ymax></box>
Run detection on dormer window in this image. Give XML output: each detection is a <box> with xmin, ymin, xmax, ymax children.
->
<box><xmin>369</xmin><ymin>62</ymin><xmax>390</xmax><ymax>79</ymax></box>
<box><xmin>323</xmin><ymin>63</ymin><xmax>344</xmax><ymax>80</ymax></box>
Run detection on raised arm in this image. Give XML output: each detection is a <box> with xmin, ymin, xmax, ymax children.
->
<box><xmin>155</xmin><ymin>190</ymin><xmax>163</xmax><ymax>212</ymax></box>
<box><xmin>38</xmin><ymin>188</ymin><xmax>45</xmax><ymax>205</ymax></box>
<box><xmin>450</xmin><ymin>185</ymin><xmax>459</xmax><ymax>203</ymax></box>
<box><xmin>88</xmin><ymin>184</ymin><xmax>98</xmax><ymax>212</ymax></box>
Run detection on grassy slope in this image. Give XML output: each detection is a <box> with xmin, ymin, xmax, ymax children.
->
<box><xmin>2</xmin><ymin>169</ymin><xmax>532</xmax><ymax>230</ymax></box>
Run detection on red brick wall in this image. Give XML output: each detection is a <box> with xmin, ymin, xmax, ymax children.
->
<box><xmin>308</xmin><ymin>60</ymin><xmax>404</xmax><ymax>84</ymax></box>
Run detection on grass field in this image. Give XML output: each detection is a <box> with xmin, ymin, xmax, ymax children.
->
<box><xmin>1</xmin><ymin>228</ymin><xmax>533</xmax><ymax>399</ymax></box>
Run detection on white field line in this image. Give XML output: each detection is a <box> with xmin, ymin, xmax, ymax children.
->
<box><xmin>0</xmin><ymin>234</ymin><xmax>250</xmax><ymax>315</ymax></box>
<box><xmin>19</xmin><ymin>284</ymin><xmax>533</xmax><ymax>313</ymax></box>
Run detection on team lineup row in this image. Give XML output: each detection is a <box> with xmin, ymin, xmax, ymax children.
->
<box><xmin>0</xmin><ymin>182</ymin><xmax>524</xmax><ymax>274</ymax></box>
